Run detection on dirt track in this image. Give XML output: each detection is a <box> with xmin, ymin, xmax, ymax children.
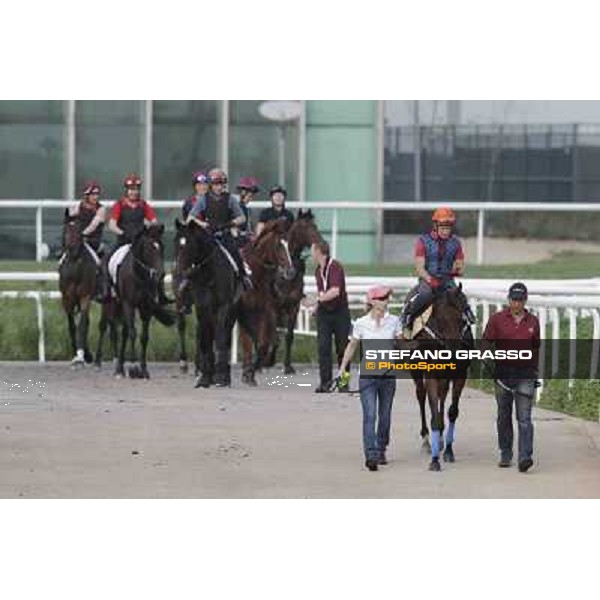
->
<box><xmin>1</xmin><ymin>363</ymin><xmax>598</xmax><ymax>498</ymax></box>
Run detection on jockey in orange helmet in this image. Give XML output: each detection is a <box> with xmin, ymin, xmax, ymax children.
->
<box><xmin>400</xmin><ymin>206</ymin><xmax>474</xmax><ymax>332</ymax></box>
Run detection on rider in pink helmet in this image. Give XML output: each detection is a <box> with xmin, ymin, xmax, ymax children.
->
<box><xmin>182</xmin><ymin>171</ymin><xmax>209</xmax><ymax>220</ymax></box>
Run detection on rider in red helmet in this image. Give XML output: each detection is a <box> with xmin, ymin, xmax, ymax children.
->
<box><xmin>400</xmin><ymin>206</ymin><xmax>473</xmax><ymax>334</ymax></box>
<box><xmin>99</xmin><ymin>174</ymin><xmax>170</xmax><ymax>304</ymax></box>
<box><xmin>186</xmin><ymin>167</ymin><xmax>251</xmax><ymax>289</ymax></box>
<box><xmin>182</xmin><ymin>172</ymin><xmax>209</xmax><ymax>220</ymax></box>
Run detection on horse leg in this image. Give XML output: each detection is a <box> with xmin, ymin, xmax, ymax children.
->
<box><xmin>239</xmin><ymin>321</ymin><xmax>257</xmax><ymax>386</ymax></box>
<box><xmin>413</xmin><ymin>372</ymin><xmax>430</xmax><ymax>449</ymax></box>
<box><xmin>283</xmin><ymin>306</ymin><xmax>298</xmax><ymax>375</ymax></box>
<box><xmin>444</xmin><ymin>377</ymin><xmax>466</xmax><ymax>463</ymax></box>
<box><xmin>78</xmin><ymin>297</ymin><xmax>93</xmax><ymax>364</ymax></box>
<box><xmin>115</xmin><ymin>316</ymin><xmax>128</xmax><ymax>378</ymax></box>
<box><xmin>213</xmin><ymin>308</ymin><xmax>232</xmax><ymax>387</ymax></box>
<box><xmin>139</xmin><ymin>312</ymin><xmax>151</xmax><ymax>379</ymax></box>
<box><xmin>126</xmin><ymin>307</ymin><xmax>139</xmax><ymax>379</ymax></box>
<box><xmin>427</xmin><ymin>379</ymin><xmax>444</xmax><ymax>471</ymax></box>
<box><xmin>66</xmin><ymin>307</ymin><xmax>84</xmax><ymax>366</ymax></box>
<box><xmin>177</xmin><ymin>311</ymin><xmax>188</xmax><ymax>374</ymax></box>
<box><xmin>256</xmin><ymin>308</ymin><xmax>277</xmax><ymax>375</ymax></box>
<box><xmin>195</xmin><ymin>306</ymin><xmax>213</xmax><ymax>388</ymax></box>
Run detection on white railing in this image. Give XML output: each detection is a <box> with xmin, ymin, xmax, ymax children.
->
<box><xmin>3</xmin><ymin>199</ymin><xmax>600</xmax><ymax>264</ymax></box>
<box><xmin>2</xmin><ymin>272</ymin><xmax>600</xmax><ymax>382</ymax></box>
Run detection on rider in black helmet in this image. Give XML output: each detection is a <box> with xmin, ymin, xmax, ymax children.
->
<box><xmin>255</xmin><ymin>185</ymin><xmax>295</xmax><ymax>237</ymax></box>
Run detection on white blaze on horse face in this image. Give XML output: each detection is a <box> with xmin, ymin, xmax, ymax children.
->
<box><xmin>280</xmin><ymin>239</ymin><xmax>292</xmax><ymax>268</ymax></box>
<box><xmin>153</xmin><ymin>242</ymin><xmax>160</xmax><ymax>250</ymax></box>
<box><xmin>179</xmin><ymin>237</ymin><xmax>187</xmax><ymax>246</ymax></box>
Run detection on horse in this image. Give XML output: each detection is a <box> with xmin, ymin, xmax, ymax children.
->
<box><xmin>58</xmin><ymin>212</ymin><xmax>100</xmax><ymax>366</ymax></box>
<box><xmin>94</xmin><ymin>224</ymin><xmax>175</xmax><ymax>378</ymax></box>
<box><xmin>172</xmin><ymin>224</ymin><xmax>197</xmax><ymax>374</ymax></box>
<box><xmin>237</xmin><ymin>219</ymin><xmax>297</xmax><ymax>386</ymax></box>
<box><xmin>408</xmin><ymin>285</ymin><xmax>473</xmax><ymax>471</ymax></box>
<box><xmin>264</xmin><ymin>209</ymin><xmax>323</xmax><ymax>373</ymax></box>
<box><xmin>176</xmin><ymin>219</ymin><xmax>241</xmax><ymax>388</ymax></box>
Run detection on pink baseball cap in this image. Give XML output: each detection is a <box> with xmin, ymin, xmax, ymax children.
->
<box><xmin>367</xmin><ymin>285</ymin><xmax>393</xmax><ymax>302</ymax></box>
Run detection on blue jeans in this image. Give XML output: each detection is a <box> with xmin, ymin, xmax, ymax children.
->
<box><xmin>495</xmin><ymin>380</ymin><xmax>535</xmax><ymax>463</ymax></box>
<box><xmin>359</xmin><ymin>377</ymin><xmax>396</xmax><ymax>461</ymax></box>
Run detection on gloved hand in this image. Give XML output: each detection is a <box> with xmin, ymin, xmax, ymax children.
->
<box><xmin>429</xmin><ymin>277</ymin><xmax>441</xmax><ymax>289</ymax></box>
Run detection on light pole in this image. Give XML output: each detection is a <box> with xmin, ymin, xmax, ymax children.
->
<box><xmin>258</xmin><ymin>101</ymin><xmax>301</xmax><ymax>189</ymax></box>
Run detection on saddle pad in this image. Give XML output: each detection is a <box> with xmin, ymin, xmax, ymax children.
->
<box><xmin>215</xmin><ymin>240</ymin><xmax>239</xmax><ymax>274</ymax></box>
<box><xmin>404</xmin><ymin>305</ymin><xmax>433</xmax><ymax>340</ymax></box>
<box><xmin>84</xmin><ymin>242</ymin><xmax>101</xmax><ymax>266</ymax></box>
<box><xmin>108</xmin><ymin>244</ymin><xmax>131</xmax><ymax>285</ymax></box>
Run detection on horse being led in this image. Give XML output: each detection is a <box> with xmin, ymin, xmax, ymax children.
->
<box><xmin>58</xmin><ymin>212</ymin><xmax>100</xmax><ymax>366</ymax></box>
<box><xmin>237</xmin><ymin>219</ymin><xmax>296</xmax><ymax>386</ymax></box>
<box><xmin>408</xmin><ymin>285</ymin><xmax>474</xmax><ymax>471</ymax></box>
<box><xmin>95</xmin><ymin>224</ymin><xmax>175</xmax><ymax>378</ymax></box>
<box><xmin>264</xmin><ymin>209</ymin><xmax>323</xmax><ymax>374</ymax></box>
<box><xmin>177</xmin><ymin>220</ymin><xmax>241</xmax><ymax>388</ymax></box>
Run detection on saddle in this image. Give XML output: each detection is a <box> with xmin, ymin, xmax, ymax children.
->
<box><xmin>403</xmin><ymin>305</ymin><xmax>433</xmax><ymax>340</ymax></box>
<box><xmin>108</xmin><ymin>244</ymin><xmax>131</xmax><ymax>287</ymax></box>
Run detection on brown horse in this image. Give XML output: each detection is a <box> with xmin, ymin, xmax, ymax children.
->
<box><xmin>264</xmin><ymin>209</ymin><xmax>323</xmax><ymax>373</ymax></box>
<box><xmin>408</xmin><ymin>285</ymin><xmax>473</xmax><ymax>471</ymax></box>
<box><xmin>237</xmin><ymin>220</ymin><xmax>296</xmax><ymax>386</ymax></box>
<box><xmin>58</xmin><ymin>213</ymin><xmax>99</xmax><ymax>366</ymax></box>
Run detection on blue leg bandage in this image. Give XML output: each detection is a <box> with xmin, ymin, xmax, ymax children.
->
<box><xmin>431</xmin><ymin>430</ymin><xmax>441</xmax><ymax>458</ymax></box>
<box><xmin>446</xmin><ymin>422</ymin><xmax>455</xmax><ymax>446</ymax></box>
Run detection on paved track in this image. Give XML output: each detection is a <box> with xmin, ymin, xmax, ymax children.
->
<box><xmin>1</xmin><ymin>363</ymin><xmax>598</xmax><ymax>498</ymax></box>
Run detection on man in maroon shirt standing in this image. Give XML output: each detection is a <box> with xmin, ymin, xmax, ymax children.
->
<box><xmin>309</xmin><ymin>240</ymin><xmax>351</xmax><ymax>393</ymax></box>
<box><xmin>482</xmin><ymin>282</ymin><xmax>540</xmax><ymax>472</ymax></box>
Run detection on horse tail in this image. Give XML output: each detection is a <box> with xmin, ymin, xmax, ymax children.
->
<box><xmin>150</xmin><ymin>302</ymin><xmax>176</xmax><ymax>327</ymax></box>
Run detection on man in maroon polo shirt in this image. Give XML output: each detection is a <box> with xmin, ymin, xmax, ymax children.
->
<box><xmin>309</xmin><ymin>240</ymin><xmax>351</xmax><ymax>393</ymax></box>
<box><xmin>482</xmin><ymin>282</ymin><xmax>540</xmax><ymax>472</ymax></box>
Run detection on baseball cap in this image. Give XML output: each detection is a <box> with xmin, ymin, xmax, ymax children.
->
<box><xmin>508</xmin><ymin>282</ymin><xmax>528</xmax><ymax>300</ymax></box>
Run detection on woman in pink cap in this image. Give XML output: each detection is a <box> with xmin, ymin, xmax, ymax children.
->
<box><xmin>338</xmin><ymin>285</ymin><xmax>401</xmax><ymax>471</ymax></box>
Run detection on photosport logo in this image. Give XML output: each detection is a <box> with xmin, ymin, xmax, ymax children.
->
<box><xmin>358</xmin><ymin>338</ymin><xmax>595</xmax><ymax>380</ymax></box>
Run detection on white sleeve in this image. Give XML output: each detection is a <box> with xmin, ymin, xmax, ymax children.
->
<box><xmin>351</xmin><ymin>318</ymin><xmax>363</xmax><ymax>340</ymax></box>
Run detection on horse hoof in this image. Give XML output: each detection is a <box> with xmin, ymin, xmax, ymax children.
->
<box><xmin>284</xmin><ymin>365</ymin><xmax>296</xmax><ymax>375</ymax></box>
<box><xmin>140</xmin><ymin>369</ymin><xmax>150</xmax><ymax>380</ymax></box>
<box><xmin>84</xmin><ymin>350</ymin><xmax>94</xmax><ymax>364</ymax></box>
<box><xmin>94</xmin><ymin>363</ymin><xmax>102</xmax><ymax>371</ymax></box>
<box><xmin>179</xmin><ymin>362</ymin><xmax>188</xmax><ymax>374</ymax></box>
<box><xmin>195</xmin><ymin>376</ymin><xmax>211</xmax><ymax>389</ymax></box>
<box><xmin>429</xmin><ymin>459</ymin><xmax>441</xmax><ymax>472</ymax></box>
<box><xmin>443</xmin><ymin>446</ymin><xmax>455</xmax><ymax>463</ymax></box>
<box><xmin>128</xmin><ymin>366</ymin><xmax>141</xmax><ymax>379</ymax></box>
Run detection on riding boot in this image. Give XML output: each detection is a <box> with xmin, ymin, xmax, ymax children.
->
<box><xmin>464</xmin><ymin>304</ymin><xmax>476</xmax><ymax>324</ymax></box>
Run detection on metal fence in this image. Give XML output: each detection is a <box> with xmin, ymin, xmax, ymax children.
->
<box><xmin>4</xmin><ymin>199</ymin><xmax>600</xmax><ymax>265</ymax></box>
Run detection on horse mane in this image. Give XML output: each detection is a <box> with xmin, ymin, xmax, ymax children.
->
<box><xmin>254</xmin><ymin>219</ymin><xmax>288</xmax><ymax>245</ymax></box>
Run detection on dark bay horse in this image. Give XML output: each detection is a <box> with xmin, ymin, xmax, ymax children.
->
<box><xmin>176</xmin><ymin>220</ymin><xmax>241</xmax><ymax>388</ymax></box>
<box><xmin>95</xmin><ymin>224</ymin><xmax>175</xmax><ymax>378</ymax></box>
<box><xmin>237</xmin><ymin>220</ymin><xmax>296</xmax><ymax>386</ymax></box>
<box><xmin>264</xmin><ymin>209</ymin><xmax>323</xmax><ymax>373</ymax></box>
<box><xmin>408</xmin><ymin>286</ymin><xmax>473</xmax><ymax>471</ymax></box>
<box><xmin>58</xmin><ymin>213</ymin><xmax>99</xmax><ymax>366</ymax></box>
<box><xmin>172</xmin><ymin>225</ymin><xmax>196</xmax><ymax>374</ymax></box>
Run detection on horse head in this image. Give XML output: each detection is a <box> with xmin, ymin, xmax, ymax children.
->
<box><xmin>63</xmin><ymin>212</ymin><xmax>83</xmax><ymax>258</ymax></box>
<box><xmin>253</xmin><ymin>225</ymin><xmax>296</xmax><ymax>281</ymax></box>
<box><xmin>288</xmin><ymin>209</ymin><xmax>322</xmax><ymax>257</ymax></box>
<box><xmin>431</xmin><ymin>287</ymin><xmax>467</xmax><ymax>342</ymax></box>
<box><xmin>132</xmin><ymin>224</ymin><xmax>166</xmax><ymax>285</ymax></box>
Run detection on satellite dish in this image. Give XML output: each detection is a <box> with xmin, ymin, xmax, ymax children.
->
<box><xmin>259</xmin><ymin>100</ymin><xmax>301</xmax><ymax>123</ymax></box>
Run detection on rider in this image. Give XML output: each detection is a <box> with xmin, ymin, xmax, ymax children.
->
<box><xmin>255</xmin><ymin>185</ymin><xmax>294</xmax><ymax>237</ymax></box>
<box><xmin>63</xmin><ymin>180</ymin><xmax>106</xmax><ymax>258</ymax></box>
<box><xmin>186</xmin><ymin>167</ymin><xmax>252</xmax><ymax>289</ymax></box>
<box><xmin>182</xmin><ymin>171</ymin><xmax>209</xmax><ymax>220</ymax></box>
<box><xmin>235</xmin><ymin>176</ymin><xmax>260</xmax><ymax>238</ymax></box>
<box><xmin>400</xmin><ymin>206</ymin><xmax>474</xmax><ymax>331</ymax></box>
<box><xmin>99</xmin><ymin>173</ymin><xmax>171</xmax><ymax>304</ymax></box>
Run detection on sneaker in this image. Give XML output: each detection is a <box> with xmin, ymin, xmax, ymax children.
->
<box><xmin>518</xmin><ymin>458</ymin><xmax>533</xmax><ymax>473</ymax></box>
<box><xmin>314</xmin><ymin>382</ymin><xmax>331</xmax><ymax>393</ymax></box>
<box><xmin>378</xmin><ymin>453</ymin><xmax>388</xmax><ymax>465</ymax></box>
<box><xmin>498</xmin><ymin>456</ymin><xmax>512</xmax><ymax>468</ymax></box>
<box><xmin>365</xmin><ymin>459</ymin><xmax>378</xmax><ymax>472</ymax></box>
